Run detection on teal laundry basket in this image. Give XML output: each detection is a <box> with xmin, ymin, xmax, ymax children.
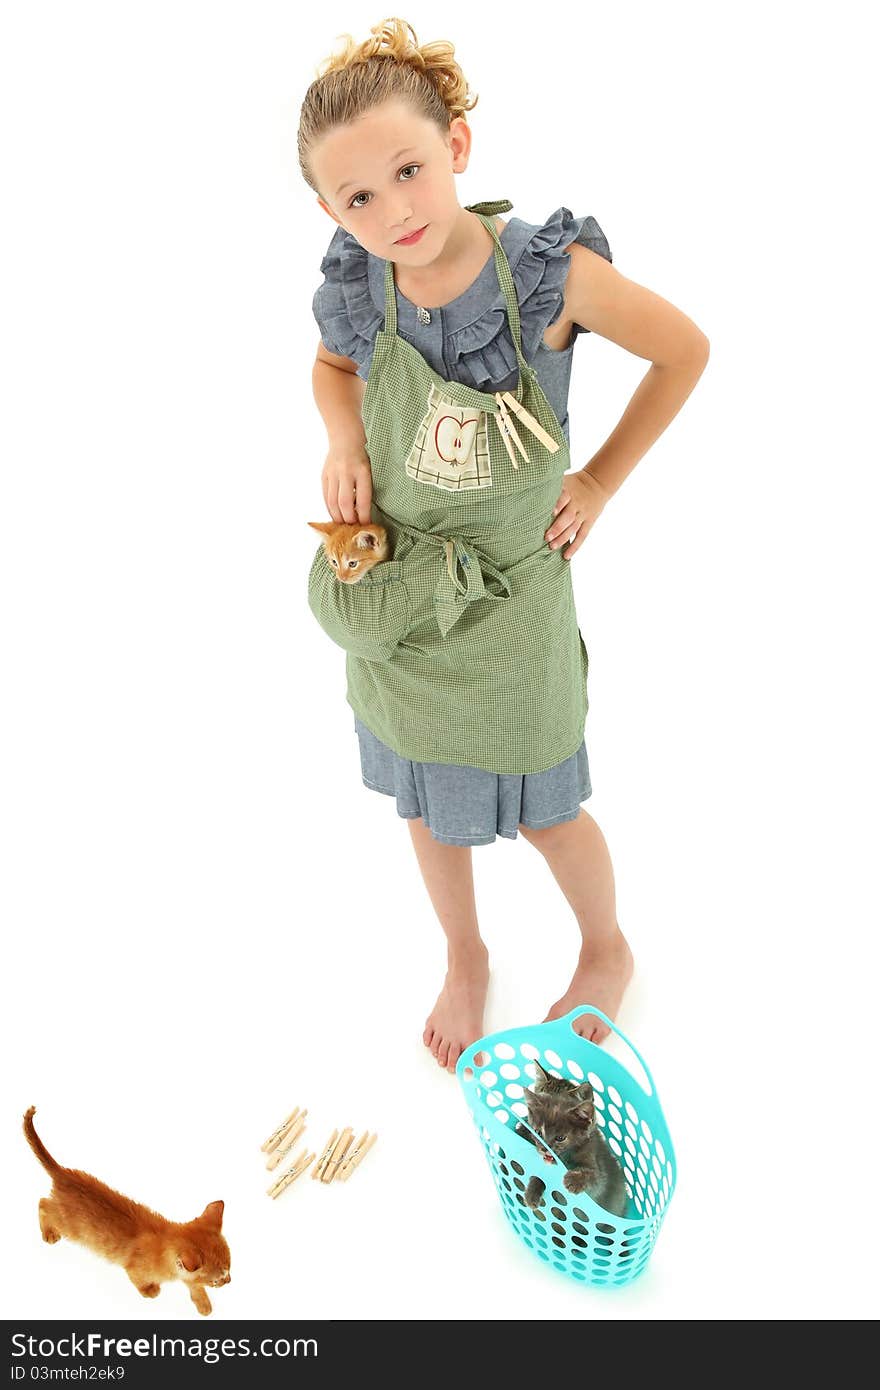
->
<box><xmin>457</xmin><ymin>1005</ymin><xmax>676</xmax><ymax>1287</ymax></box>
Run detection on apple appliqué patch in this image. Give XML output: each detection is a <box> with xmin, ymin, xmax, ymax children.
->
<box><xmin>404</xmin><ymin>383</ymin><xmax>493</xmax><ymax>491</ymax></box>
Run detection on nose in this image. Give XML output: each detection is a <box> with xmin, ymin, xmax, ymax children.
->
<box><xmin>389</xmin><ymin>203</ymin><xmax>414</xmax><ymax>234</ymax></box>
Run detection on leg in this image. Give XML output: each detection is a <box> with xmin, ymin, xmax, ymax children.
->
<box><xmin>190</xmin><ymin>1284</ymin><xmax>212</xmax><ymax>1316</ymax></box>
<box><xmin>518</xmin><ymin>810</ymin><xmax>633</xmax><ymax>1042</ymax></box>
<box><xmin>524</xmin><ymin>1176</ymin><xmax>546</xmax><ymax>1210</ymax></box>
<box><xmin>408</xmin><ymin>817</ymin><xmax>490</xmax><ymax>1074</ymax></box>
<box><xmin>38</xmin><ymin>1197</ymin><xmax>61</xmax><ymax>1244</ymax></box>
<box><xmin>125</xmin><ymin>1267</ymin><xmax>161</xmax><ymax>1298</ymax></box>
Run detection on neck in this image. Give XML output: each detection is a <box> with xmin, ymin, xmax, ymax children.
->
<box><xmin>395</xmin><ymin>208</ymin><xmax>494</xmax><ymax>293</ymax></box>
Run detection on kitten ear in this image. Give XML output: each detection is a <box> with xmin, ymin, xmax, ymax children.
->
<box><xmin>201</xmin><ymin>1200</ymin><xmax>224</xmax><ymax>1228</ymax></box>
<box><xmin>355</xmin><ymin>528</ymin><xmax>381</xmax><ymax>550</ymax></box>
<box><xmin>179</xmin><ymin>1248</ymin><xmax>201</xmax><ymax>1273</ymax></box>
<box><xmin>570</xmin><ymin>1104</ymin><xmax>595</xmax><ymax>1124</ymax></box>
<box><xmin>571</xmin><ymin>1081</ymin><xmax>595</xmax><ymax>1104</ymax></box>
<box><xmin>532</xmin><ymin>1061</ymin><xmax>552</xmax><ymax>1084</ymax></box>
<box><xmin>308</xmin><ymin>521</ymin><xmax>336</xmax><ymax>535</ymax></box>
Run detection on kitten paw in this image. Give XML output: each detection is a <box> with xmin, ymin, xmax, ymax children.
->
<box><xmin>191</xmin><ymin>1293</ymin><xmax>212</xmax><ymax>1316</ymax></box>
<box><xmin>563</xmin><ymin>1171</ymin><xmax>589</xmax><ymax>1194</ymax></box>
<box><xmin>138</xmin><ymin>1283</ymin><xmax>161</xmax><ymax>1298</ymax></box>
<box><xmin>524</xmin><ymin>1177</ymin><xmax>546</xmax><ymax>1210</ymax></box>
<box><xmin>42</xmin><ymin>1228</ymin><xmax>61</xmax><ymax>1244</ymax></box>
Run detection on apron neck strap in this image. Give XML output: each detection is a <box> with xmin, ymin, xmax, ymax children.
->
<box><xmin>382</xmin><ymin>199</ymin><xmax>530</xmax><ymax>383</ymax></box>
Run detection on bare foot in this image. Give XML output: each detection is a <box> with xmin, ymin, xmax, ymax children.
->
<box><xmin>544</xmin><ymin>926</ymin><xmax>634</xmax><ymax>1042</ymax></box>
<box><xmin>423</xmin><ymin>945</ymin><xmax>489</xmax><ymax>1073</ymax></box>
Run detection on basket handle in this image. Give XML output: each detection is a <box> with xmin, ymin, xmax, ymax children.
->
<box><xmin>563</xmin><ymin>1006</ymin><xmax>658</xmax><ymax>1100</ymax></box>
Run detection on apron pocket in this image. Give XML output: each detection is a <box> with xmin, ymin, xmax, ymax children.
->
<box><xmin>308</xmin><ymin>547</ymin><xmax>411</xmax><ymax>662</ymax></box>
<box><xmin>404</xmin><ymin>383</ymin><xmax>493</xmax><ymax>491</ymax></box>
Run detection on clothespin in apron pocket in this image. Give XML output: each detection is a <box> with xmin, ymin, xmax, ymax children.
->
<box><xmin>500</xmin><ymin>392</ymin><xmax>560</xmax><ymax>454</ymax></box>
<box><xmin>493</xmin><ymin>393</ymin><xmax>523</xmax><ymax>468</ymax></box>
<box><xmin>494</xmin><ymin>392</ymin><xmax>530</xmax><ymax>467</ymax></box>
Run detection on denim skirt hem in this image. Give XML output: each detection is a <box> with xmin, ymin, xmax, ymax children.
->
<box><xmin>354</xmin><ymin>716</ymin><xmax>591</xmax><ymax>848</ymax></box>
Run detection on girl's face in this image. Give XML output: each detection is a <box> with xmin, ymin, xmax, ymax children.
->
<box><xmin>312</xmin><ymin>98</ymin><xmax>471</xmax><ymax>266</ymax></box>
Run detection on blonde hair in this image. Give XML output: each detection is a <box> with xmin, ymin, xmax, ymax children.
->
<box><xmin>298</xmin><ymin>16</ymin><xmax>479</xmax><ymax>197</ymax></box>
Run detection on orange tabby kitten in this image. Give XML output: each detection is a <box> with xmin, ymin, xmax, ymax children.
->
<box><xmin>308</xmin><ymin>520</ymin><xmax>389</xmax><ymax>583</ymax></box>
<box><xmin>24</xmin><ymin>1107</ymin><xmax>231</xmax><ymax>1316</ymax></box>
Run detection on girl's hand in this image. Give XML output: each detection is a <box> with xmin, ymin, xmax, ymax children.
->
<box><xmin>545</xmin><ymin>470</ymin><xmax>610</xmax><ymax>560</ymax></box>
<box><xmin>322</xmin><ymin>442</ymin><xmax>373</xmax><ymax>525</ymax></box>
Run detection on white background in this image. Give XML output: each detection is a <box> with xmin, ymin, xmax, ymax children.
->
<box><xmin>2</xmin><ymin>0</ymin><xmax>878</xmax><ymax>1324</ymax></box>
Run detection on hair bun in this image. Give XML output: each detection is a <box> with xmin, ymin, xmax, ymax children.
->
<box><xmin>318</xmin><ymin>16</ymin><xmax>478</xmax><ymax>121</ymax></box>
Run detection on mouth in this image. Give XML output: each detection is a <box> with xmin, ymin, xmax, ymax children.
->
<box><xmin>541</xmin><ymin>1150</ymin><xmax>555</xmax><ymax>1165</ymax></box>
<box><xmin>395</xmin><ymin>224</ymin><xmax>428</xmax><ymax>246</ymax></box>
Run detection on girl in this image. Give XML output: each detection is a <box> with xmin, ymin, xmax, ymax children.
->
<box><xmin>300</xmin><ymin>18</ymin><xmax>709</xmax><ymax>1072</ymax></box>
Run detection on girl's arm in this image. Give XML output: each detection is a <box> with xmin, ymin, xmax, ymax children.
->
<box><xmin>312</xmin><ymin>342</ymin><xmax>373</xmax><ymax>524</ymax></box>
<box><xmin>545</xmin><ymin>244</ymin><xmax>710</xmax><ymax>558</ymax></box>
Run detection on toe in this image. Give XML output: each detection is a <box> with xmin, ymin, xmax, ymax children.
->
<box><xmin>446</xmin><ymin>1042</ymin><xmax>462</xmax><ymax>1073</ymax></box>
<box><xmin>436</xmin><ymin>1038</ymin><xmax>450</xmax><ymax>1068</ymax></box>
<box><xmin>423</xmin><ymin>1025</ymin><xmax>434</xmax><ymax>1047</ymax></box>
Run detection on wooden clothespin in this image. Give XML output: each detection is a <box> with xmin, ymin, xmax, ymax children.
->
<box><xmin>337</xmin><ymin>1132</ymin><xmax>378</xmax><ymax>1182</ymax></box>
<box><xmin>267</xmin><ymin>1146</ymin><xmax>315</xmax><ymax>1198</ymax></box>
<box><xmin>493</xmin><ymin>394</ymin><xmax>521</xmax><ymax>469</ymax></box>
<box><xmin>261</xmin><ymin>1106</ymin><xmax>301</xmax><ymax>1154</ymax></box>
<box><xmin>321</xmin><ymin>1128</ymin><xmax>354</xmax><ymax>1184</ymax></box>
<box><xmin>335</xmin><ymin>1130</ymin><xmax>368</xmax><ymax>1182</ymax></box>
<box><xmin>500</xmin><ymin>392</ymin><xmax>560</xmax><ymax>453</ymax></box>
<box><xmin>311</xmin><ymin>1129</ymin><xmax>339</xmax><ymax>1181</ymax></box>
<box><xmin>494</xmin><ymin>392</ymin><xmax>529</xmax><ymax>465</ymax></box>
<box><xmin>266</xmin><ymin>1112</ymin><xmax>307</xmax><ymax>1170</ymax></box>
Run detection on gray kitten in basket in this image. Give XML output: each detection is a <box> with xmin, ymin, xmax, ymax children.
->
<box><xmin>515</xmin><ymin>1062</ymin><xmax>628</xmax><ymax>1217</ymax></box>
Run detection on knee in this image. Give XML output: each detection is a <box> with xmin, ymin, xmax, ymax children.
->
<box><xmin>518</xmin><ymin>821</ymin><xmax>570</xmax><ymax>852</ymax></box>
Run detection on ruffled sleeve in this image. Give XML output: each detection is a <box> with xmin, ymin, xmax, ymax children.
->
<box><xmin>311</xmin><ymin>225</ymin><xmax>384</xmax><ymax>380</ymax></box>
<box><xmin>445</xmin><ymin>207</ymin><xmax>612</xmax><ymax>393</ymax></box>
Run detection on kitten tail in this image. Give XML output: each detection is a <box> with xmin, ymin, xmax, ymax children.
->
<box><xmin>23</xmin><ymin>1107</ymin><xmax>61</xmax><ymax>1175</ymax></box>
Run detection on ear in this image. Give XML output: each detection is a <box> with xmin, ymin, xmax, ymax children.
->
<box><xmin>201</xmin><ymin>1200</ymin><xmax>224</xmax><ymax>1228</ymax></box>
<box><xmin>308</xmin><ymin>521</ymin><xmax>336</xmax><ymax>535</ymax></box>
<box><xmin>532</xmin><ymin>1061</ymin><xmax>552</xmax><ymax>1084</ymax></box>
<box><xmin>355</xmin><ymin>528</ymin><xmax>381</xmax><ymax>550</ymax></box>
<box><xmin>179</xmin><ymin>1248</ymin><xmax>201</xmax><ymax>1273</ymax></box>
<box><xmin>571</xmin><ymin>1082</ymin><xmax>594</xmax><ymax>1105</ymax></box>
<box><xmin>570</xmin><ymin>1103</ymin><xmax>595</xmax><ymax>1125</ymax></box>
<box><xmin>316</xmin><ymin>196</ymin><xmax>343</xmax><ymax>227</ymax></box>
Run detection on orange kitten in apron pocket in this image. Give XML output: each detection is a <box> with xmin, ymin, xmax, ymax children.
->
<box><xmin>309</xmin><ymin>520</ymin><xmax>389</xmax><ymax>583</ymax></box>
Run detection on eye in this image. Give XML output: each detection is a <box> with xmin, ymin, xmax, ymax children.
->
<box><xmin>348</xmin><ymin>559</ymin><xmax>358</xmax><ymax>567</ymax></box>
<box><xmin>349</xmin><ymin>164</ymin><xmax>421</xmax><ymax>209</ymax></box>
<box><xmin>330</xmin><ymin>557</ymin><xmax>338</xmax><ymax>567</ymax></box>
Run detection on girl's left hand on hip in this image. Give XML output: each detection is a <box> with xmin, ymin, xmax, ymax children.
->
<box><xmin>545</xmin><ymin>470</ymin><xmax>610</xmax><ymax>559</ymax></box>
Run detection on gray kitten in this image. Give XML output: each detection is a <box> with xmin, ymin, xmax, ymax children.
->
<box><xmin>515</xmin><ymin>1062</ymin><xmax>628</xmax><ymax>1217</ymax></box>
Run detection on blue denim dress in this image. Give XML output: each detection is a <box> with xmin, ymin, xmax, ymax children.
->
<box><xmin>313</xmin><ymin>204</ymin><xmax>611</xmax><ymax>846</ymax></box>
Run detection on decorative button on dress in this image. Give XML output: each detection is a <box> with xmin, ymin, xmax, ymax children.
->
<box><xmin>311</xmin><ymin>200</ymin><xmax>613</xmax><ymax>846</ymax></box>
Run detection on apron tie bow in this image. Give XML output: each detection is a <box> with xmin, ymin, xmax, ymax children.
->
<box><xmin>434</xmin><ymin>536</ymin><xmax>511</xmax><ymax>637</ymax></box>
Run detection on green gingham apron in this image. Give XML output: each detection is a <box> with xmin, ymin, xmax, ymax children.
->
<box><xmin>308</xmin><ymin>199</ymin><xmax>589</xmax><ymax>775</ymax></box>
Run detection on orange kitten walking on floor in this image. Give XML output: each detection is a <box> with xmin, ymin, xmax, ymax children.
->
<box><xmin>23</xmin><ymin>1107</ymin><xmax>231</xmax><ymax>1316</ymax></box>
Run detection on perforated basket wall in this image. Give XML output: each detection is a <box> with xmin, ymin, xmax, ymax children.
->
<box><xmin>457</xmin><ymin>1006</ymin><xmax>676</xmax><ymax>1287</ymax></box>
